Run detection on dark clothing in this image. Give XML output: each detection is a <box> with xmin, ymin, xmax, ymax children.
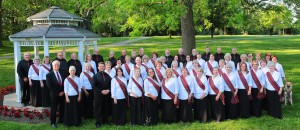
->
<box><xmin>165</xmin><ymin>55</ymin><xmax>174</xmax><ymax>68</ymax></box>
<box><xmin>231</xmin><ymin>53</ymin><xmax>241</xmax><ymax>68</ymax></box>
<box><xmin>68</xmin><ymin>59</ymin><xmax>82</xmax><ymax>77</ymax></box>
<box><xmin>191</xmin><ymin>55</ymin><xmax>197</xmax><ymax>61</ymax></box>
<box><xmin>81</xmin><ymin>90</ymin><xmax>94</xmax><ymax>119</ymax></box>
<box><xmin>92</xmin><ymin>54</ymin><xmax>104</xmax><ymax>65</ymax></box>
<box><xmin>112</xmin><ymin>99</ymin><xmax>127</xmax><ymax>125</ymax></box>
<box><xmin>251</xmin><ymin>88</ymin><xmax>262</xmax><ymax>117</ymax></box>
<box><xmin>64</xmin><ymin>95</ymin><xmax>81</xmax><ymax>126</ymax></box>
<box><xmin>178</xmin><ymin>54</ymin><xmax>186</xmax><ymax>65</ymax></box>
<box><xmin>179</xmin><ymin>100</ymin><xmax>193</xmax><ymax>122</ymax></box>
<box><xmin>108</xmin><ymin>57</ymin><xmax>117</xmax><ymax>68</ymax></box>
<box><xmin>162</xmin><ymin>99</ymin><xmax>178</xmax><ymax>123</ymax></box>
<box><xmin>41</xmin><ymin>80</ymin><xmax>51</xmax><ymax>107</ymax></box>
<box><xmin>53</xmin><ymin>58</ymin><xmax>69</xmax><ymax>79</ymax></box>
<box><xmin>17</xmin><ymin>59</ymin><xmax>33</xmax><ymax>104</ymax></box>
<box><xmin>224</xmin><ymin>91</ymin><xmax>238</xmax><ymax>119</ymax></box>
<box><xmin>194</xmin><ymin>97</ymin><xmax>208</xmax><ymax>123</ymax></box>
<box><xmin>238</xmin><ymin>89</ymin><xmax>251</xmax><ymax>118</ymax></box>
<box><xmin>119</xmin><ymin>55</ymin><xmax>126</xmax><ymax>64</ymax></box>
<box><xmin>209</xmin><ymin>95</ymin><xmax>225</xmax><ymax>122</ymax></box>
<box><xmin>267</xmin><ymin>90</ymin><xmax>282</xmax><ymax>119</ymax></box>
<box><xmin>144</xmin><ymin>96</ymin><xmax>159</xmax><ymax>126</ymax></box>
<box><xmin>129</xmin><ymin>96</ymin><xmax>143</xmax><ymax>125</ymax></box>
<box><xmin>30</xmin><ymin>80</ymin><xmax>42</xmax><ymax>107</ymax></box>
<box><xmin>214</xmin><ymin>53</ymin><xmax>225</xmax><ymax>62</ymax></box>
<box><xmin>67</xmin><ymin>59</ymin><xmax>82</xmax><ymax>77</ymax></box>
<box><xmin>138</xmin><ymin>54</ymin><xmax>144</xmax><ymax>59</ymax></box>
<box><xmin>130</xmin><ymin>57</ymin><xmax>136</xmax><ymax>65</ymax></box>
<box><xmin>46</xmin><ymin>71</ymin><xmax>65</xmax><ymax>124</ymax></box>
<box><xmin>202</xmin><ymin>52</ymin><xmax>211</xmax><ymax>61</ymax></box>
<box><xmin>92</xmin><ymin>71</ymin><xmax>112</xmax><ymax>125</ymax></box>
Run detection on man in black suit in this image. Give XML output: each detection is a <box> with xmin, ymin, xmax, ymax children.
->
<box><xmin>165</xmin><ymin>49</ymin><xmax>174</xmax><ymax>68</ymax></box>
<box><xmin>67</xmin><ymin>53</ymin><xmax>82</xmax><ymax>77</ymax></box>
<box><xmin>53</xmin><ymin>51</ymin><xmax>68</xmax><ymax>79</ymax></box>
<box><xmin>108</xmin><ymin>51</ymin><xmax>117</xmax><ymax>68</ymax></box>
<box><xmin>130</xmin><ymin>50</ymin><xmax>137</xmax><ymax>65</ymax></box>
<box><xmin>214</xmin><ymin>47</ymin><xmax>225</xmax><ymax>62</ymax></box>
<box><xmin>231</xmin><ymin>48</ymin><xmax>241</xmax><ymax>68</ymax></box>
<box><xmin>178</xmin><ymin>48</ymin><xmax>186</xmax><ymax>64</ymax></box>
<box><xmin>202</xmin><ymin>46</ymin><xmax>211</xmax><ymax>61</ymax></box>
<box><xmin>92</xmin><ymin>48</ymin><xmax>104</xmax><ymax>66</ymax></box>
<box><xmin>17</xmin><ymin>52</ymin><xmax>33</xmax><ymax>106</ymax></box>
<box><xmin>46</xmin><ymin>60</ymin><xmax>65</xmax><ymax>128</ymax></box>
<box><xmin>92</xmin><ymin>62</ymin><xmax>112</xmax><ymax>128</ymax></box>
<box><xmin>119</xmin><ymin>50</ymin><xmax>127</xmax><ymax>64</ymax></box>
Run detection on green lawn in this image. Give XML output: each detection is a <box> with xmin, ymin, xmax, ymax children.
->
<box><xmin>0</xmin><ymin>35</ymin><xmax>300</xmax><ymax>129</ymax></box>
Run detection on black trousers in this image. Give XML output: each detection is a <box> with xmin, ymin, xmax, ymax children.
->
<box><xmin>129</xmin><ymin>96</ymin><xmax>143</xmax><ymax>125</ymax></box>
<box><xmin>179</xmin><ymin>100</ymin><xmax>193</xmax><ymax>122</ymax></box>
<box><xmin>41</xmin><ymin>80</ymin><xmax>51</xmax><ymax>107</ymax></box>
<box><xmin>251</xmin><ymin>88</ymin><xmax>262</xmax><ymax>117</ymax></box>
<box><xmin>94</xmin><ymin>92</ymin><xmax>111</xmax><ymax>124</ymax></box>
<box><xmin>144</xmin><ymin>96</ymin><xmax>159</xmax><ymax>125</ymax></box>
<box><xmin>224</xmin><ymin>91</ymin><xmax>238</xmax><ymax>119</ymax></box>
<box><xmin>19</xmin><ymin>78</ymin><xmax>30</xmax><ymax>104</ymax></box>
<box><xmin>209</xmin><ymin>95</ymin><xmax>225</xmax><ymax>122</ymax></box>
<box><xmin>267</xmin><ymin>90</ymin><xmax>282</xmax><ymax>119</ymax></box>
<box><xmin>161</xmin><ymin>99</ymin><xmax>177</xmax><ymax>123</ymax></box>
<box><xmin>238</xmin><ymin>89</ymin><xmax>250</xmax><ymax>118</ymax></box>
<box><xmin>64</xmin><ymin>95</ymin><xmax>81</xmax><ymax>126</ymax></box>
<box><xmin>50</xmin><ymin>93</ymin><xmax>65</xmax><ymax>124</ymax></box>
<box><xmin>112</xmin><ymin>99</ymin><xmax>127</xmax><ymax>125</ymax></box>
<box><xmin>194</xmin><ymin>97</ymin><xmax>208</xmax><ymax>123</ymax></box>
<box><xmin>81</xmin><ymin>89</ymin><xmax>94</xmax><ymax>119</ymax></box>
<box><xmin>30</xmin><ymin>80</ymin><xmax>42</xmax><ymax>107</ymax></box>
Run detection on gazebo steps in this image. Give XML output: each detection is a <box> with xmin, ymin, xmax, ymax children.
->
<box><xmin>3</xmin><ymin>93</ymin><xmax>49</xmax><ymax>112</ymax></box>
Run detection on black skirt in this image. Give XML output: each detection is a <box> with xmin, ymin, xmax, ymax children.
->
<box><xmin>30</xmin><ymin>80</ymin><xmax>42</xmax><ymax>107</ymax></box>
<box><xmin>64</xmin><ymin>95</ymin><xmax>81</xmax><ymax>126</ymax></box>
<box><xmin>81</xmin><ymin>89</ymin><xmax>94</xmax><ymax>119</ymax></box>
<box><xmin>251</xmin><ymin>88</ymin><xmax>262</xmax><ymax>117</ymax></box>
<box><xmin>224</xmin><ymin>91</ymin><xmax>238</xmax><ymax>119</ymax></box>
<box><xmin>209</xmin><ymin>95</ymin><xmax>225</xmax><ymax>122</ymax></box>
<box><xmin>144</xmin><ymin>96</ymin><xmax>159</xmax><ymax>125</ymax></box>
<box><xmin>129</xmin><ymin>96</ymin><xmax>143</xmax><ymax>125</ymax></box>
<box><xmin>161</xmin><ymin>99</ymin><xmax>177</xmax><ymax>123</ymax></box>
<box><xmin>267</xmin><ymin>90</ymin><xmax>282</xmax><ymax>119</ymax></box>
<box><xmin>179</xmin><ymin>99</ymin><xmax>193</xmax><ymax>122</ymax></box>
<box><xmin>238</xmin><ymin>89</ymin><xmax>250</xmax><ymax>118</ymax></box>
<box><xmin>41</xmin><ymin>80</ymin><xmax>51</xmax><ymax>107</ymax></box>
<box><xmin>194</xmin><ymin>97</ymin><xmax>208</xmax><ymax>123</ymax></box>
<box><xmin>112</xmin><ymin>98</ymin><xmax>127</xmax><ymax>125</ymax></box>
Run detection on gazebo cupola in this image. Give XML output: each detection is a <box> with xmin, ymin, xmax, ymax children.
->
<box><xmin>9</xmin><ymin>6</ymin><xmax>101</xmax><ymax>103</ymax></box>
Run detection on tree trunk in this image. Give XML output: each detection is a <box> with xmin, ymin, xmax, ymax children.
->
<box><xmin>223</xmin><ymin>26</ymin><xmax>227</xmax><ymax>35</ymax></box>
<box><xmin>0</xmin><ymin>0</ymin><xmax>3</xmax><ymax>47</ymax></box>
<box><xmin>180</xmin><ymin>0</ymin><xmax>195</xmax><ymax>56</ymax></box>
<box><xmin>210</xmin><ymin>26</ymin><xmax>214</xmax><ymax>39</ymax></box>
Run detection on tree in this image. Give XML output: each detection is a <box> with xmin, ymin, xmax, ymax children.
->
<box><xmin>0</xmin><ymin>0</ymin><xmax>3</xmax><ymax>47</ymax></box>
<box><xmin>181</xmin><ymin>0</ymin><xmax>195</xmax><ymax>54</ymax></box>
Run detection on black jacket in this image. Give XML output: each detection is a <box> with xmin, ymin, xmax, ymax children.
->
<box><xmin>46</xmin><ymin>71</ymin><xmax>65</xmax><ymax>97</ymax></box>
<box><xmin>17</xmin><ymin>59</ymin><xmax>33</xmax><ymax>79</ymax></box>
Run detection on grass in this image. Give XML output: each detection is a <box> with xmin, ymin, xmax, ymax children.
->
<box><xmin>0</xmin><ymin>35</ymin><xmax>300</xmax><ymax>129</ymax></box>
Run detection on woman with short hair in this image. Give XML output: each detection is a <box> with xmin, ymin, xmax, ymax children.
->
<box><xmin>28</xmin><ymin>56</ymin><xmax>42</xmax><ymax>107</ymax></box>
<box><xmin>64</xmin><ymin>66</ymin><xmax>81</xmax><ymax>126</ymax></box>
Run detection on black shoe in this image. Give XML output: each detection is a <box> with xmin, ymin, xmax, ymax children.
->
<box><xmin>51</xmin><ymin>124</ymin><xmax>57</xmax><ymax>128</ymax></box>
<box><xmin>95</xmin><ymin>123</ymin><xmax>101</xmax><ymax>128</ymax></box>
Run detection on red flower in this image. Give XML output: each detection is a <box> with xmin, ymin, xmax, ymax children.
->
<box><xmin>2</xmin><ymin>106</ymin><xmax>8</xmax><ymax>111</ymax></box>
<box><xmin>3</xmin><ymin>111</ymin><xmax>8</xmax><ymax>116</ymax></box>
<box><xmin>14</xmin><ymin>111</ymin><xmax>21</xmax><ymax>118</ymax></box>
<box><xmin>36</xmin><ymin>112</ymin><xmax>43</xmax><ymax>119</ymax></box>
<box><xmin>29</xmin><ymin>114</ymin><xmax>34</xmax><ymax>119</ymax></box>
<box><xmin>24</xmin><ymin>111</ymin><xmax>29</xmax><ymax>117</ymax></box>
<box><xmin>10</xmin><ymin>107</ymin><xmax>15</xmax><ymax>113</ymax></box>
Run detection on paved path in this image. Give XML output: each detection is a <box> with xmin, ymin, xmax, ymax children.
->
<box><xmin>102</xmin><ymin>36</ymin><xmax>151</xmax><ymax>47</ymax></box>
<box><xmin>0</xmin><ymin>55</ymin><xmax>13</xmax><ymax>60</ymax></box>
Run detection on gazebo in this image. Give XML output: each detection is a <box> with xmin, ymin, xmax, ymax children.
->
<box><xmin>9</xmin><ymin>6</ymin><xmax>101</xmax><ymax>103</ymax></box>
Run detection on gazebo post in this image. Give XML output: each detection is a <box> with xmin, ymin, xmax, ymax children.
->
<box><xmin>62</xmin><ymin>45</ymin><xmax>66</xmax><ymax>59</ymax></box>
<box><xmin>78</xmin><ymin>41</ymin><xmax>84</xmax><ymax>63</ymax></box>
<box><xmin>93</xmin><ymin>41</ymin><xmax>97</xmax><ymax>50</ymax></box>
<box><xmin>13</xmin><ymin>41</ymin><xmax>21</xmax><ymax>102</ymax></box>
<box><xmin>34</xmin><ymin>46</ymin><xmax>39</xmax><ymax>57</ymax></box>
<box><xmin>84</xmin><ymin>45</ymin><xmax>89</xmax><ymax>56</ymax></box>
<box><xmin>43</xmin><ymin>38</ymin><xmax>49</xmax><ymax>57</ymax></box>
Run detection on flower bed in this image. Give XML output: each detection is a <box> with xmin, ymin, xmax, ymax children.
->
<box><xmin>0</xmin><ymin>85</ymin><xmax>16</xmax><ymax>106</ymax></box>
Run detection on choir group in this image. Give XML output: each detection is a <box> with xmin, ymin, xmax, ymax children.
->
<box><xmin>17</xmin><ymin>47</ymin><xmax>286</xmax><ymax>128</ymax></box>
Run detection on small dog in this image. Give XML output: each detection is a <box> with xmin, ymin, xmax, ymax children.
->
<box><xmin>284</xmin><ymin>82</ymin><xmax>293</xmax><ymax>106</ymax></box>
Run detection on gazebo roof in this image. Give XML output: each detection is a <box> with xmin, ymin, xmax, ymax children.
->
<box><xmin>9</xmin><ymin>25</ymin><xmax>100</xmax><ymax>39</ymax></box>
<box><xmin>27</xmin><ymin>6</ymin><xmax>85</xmax><ymax>22</ymax></box>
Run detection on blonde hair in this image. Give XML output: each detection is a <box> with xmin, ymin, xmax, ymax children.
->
<box><xmin>165</xmin><ymin>68</ymin><xmax>174</xmax><ymax>78</ymax></box>
<box><xmin>69</xmin><ymin>66</ymin><xmax>76</xmax><ymax>72</ymax></box>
